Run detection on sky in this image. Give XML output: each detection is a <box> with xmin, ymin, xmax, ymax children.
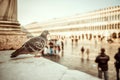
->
<box><xmin>18</xmin><ymin>0</ymin><xmax>120</xmax><ymax>26</ymax></box>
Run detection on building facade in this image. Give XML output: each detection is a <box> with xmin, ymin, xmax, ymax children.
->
<box><xmin>25</xmin><ymin>6</ymin><xmax>120</xmax><ymax>42</ymax></box>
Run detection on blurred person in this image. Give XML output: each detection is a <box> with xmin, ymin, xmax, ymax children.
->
<box><xmin>81</xmin><ymin>46</ymin><xmax>85</xmax><ymax>59</ymax></box>
<box><xmin>114</xmin><ymin>48</ymin><xmax>120</xmax><ymax>80</ymax></box>
<box><xmin>43</xmin><ymin>46</ymin><xmax>49</xmax><ymax>56</ymax></box>
<box><xmin>49</xmin><ymin>40</ymin><xmax>54</xmax><ymax>55</ymax></box>
<box><xmin>86</xmin><ymin>48</ymin><xmax>90</xmax><ymax>60</ymax></box>
<box><xmin>95</xmin><ymin>48</ymin><xmax>110</xmax><ymax>80</ymax></box>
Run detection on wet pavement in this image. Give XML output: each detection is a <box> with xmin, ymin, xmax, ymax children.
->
<box><xmin>43</xmin><ymin>39</ymin><xmax>120</xmax><ymax>80</ymax></box>
<box><xmin>0</xmin><ymin>39</ymin><xmax>119</xmax><ymax>80</ymax></box>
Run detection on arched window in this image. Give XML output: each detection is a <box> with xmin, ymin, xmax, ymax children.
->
<box><xmin>112</xmin><ymin>24</ymin><xmax>114</xmax><ymax>29</ymax></box>
<box><xmin>118</xmin><ymin>32</ymin><xmax>120</xmax><ymax>38</ymax></box>
<box><xmin>118</xmin><ymin>14</ymin><xmax>120</xmax><ymax>20</ymax></box>
<box><xmin>118</xmin><ymin>23</ymin><xmax>120</xmax><ymax>29</ymax></box>
<box><xmin>107</xmin><ymin>25</ymin><xmax>109</xmax><ymax>29</ymax></box>
<box><xmin>110</xmin><ymin>24</ymin><xmax>112</xmax><ymax>29</ymax></box>
<box><xmin>86</xmin><ymin>34</ymin><xmax>88</xmax><ymax>39</ymax></box>
<box><xmin>112</xmin><ymin>32</ymin><xmax>117</xmax><ymax>39</ymax></box>
<box><xmin>82</xmin><ymin>34</ymin><xmax>84</xmax><ymax>39</ymax></box>
<box><xmin>105</xmin><ymin>25</ymin><xmax>106</xmax><ymax>30</ymax></box>
<box><xmin>89</xmin><ymin>34</ymin><xmax>92</xmax><ymax>40</ymax></box>
<box><xmin>115</xmin><ymin>24</ymin><xmax>117</xmax><ymax>29</ymax></box>
<box><xmin>79</xmin><ymin>35</ymin><xmax>81</xmax><ymax>40</ymax></box>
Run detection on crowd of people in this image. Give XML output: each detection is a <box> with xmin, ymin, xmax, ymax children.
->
<box><xmin>80</xmin><ymin>46</ymin><xmax>120</xmax><ymax>80</ymax></box>
<box><xmin>95</xmin><ymin>47</ymin><xmax>120</xmax><ymax>80</ymax></box>
<box><xmin>41</xmin><ymin>39</ymin><xmax>64</xmax><ymax>56</ymax></box>
<box><xmin>42</xmin><ymin>37</ymin><xmax>120</xmax><ymax>80</ymax></box>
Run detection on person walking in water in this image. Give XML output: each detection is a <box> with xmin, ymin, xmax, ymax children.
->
<box><xmin>95</xmin><ymin>48</ymin><xmax>110</xmax><ymax>80</ymax></box>
<box><xmin>86</xmin><ymin>48</ymin><xmax>90</xmax><ymax>60</ymax></box>
<box><xmin>114</xmin><ymin>48</ymin><xmax>120</xmax><ymax>80</ymax></box>
<box><xmin>81</xmin><ymin>46</ymin><xmax>85</xmax><ymax>59</ymax></box>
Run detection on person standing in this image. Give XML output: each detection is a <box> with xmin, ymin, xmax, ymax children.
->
<box><xmin>81</xmin><ymin>46</ymin><xmax>85</xmax><ymax>59</ymax></box>
<box><xmin>86</xmin><ymin>48</ymin><xmax>90</xmax><ymax>60</ymax></box>
<box><xmin>114</xmin><ymin>48</ymin><xmax>120</xmax><ymax>80</ymax></box>
<box><xmin>95</xmin><ymin>48</ymin><xmax>110</xmax><ymax>80</ymax></box>
<box><xmin>49</xmin><ymin>40</ymin><xmax>54</xmax><ymax>55</ymax></box>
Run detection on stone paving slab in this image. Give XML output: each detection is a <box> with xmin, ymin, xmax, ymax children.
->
<box><xmin>0</xmin><ymin>50</ymin><xmax>102</xmax><ymax>80</ymax></box>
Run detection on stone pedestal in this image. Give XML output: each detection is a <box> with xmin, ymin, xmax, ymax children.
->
<box><xmin>0</xmin><ymin>0</ymin><xmax>27</xmax><ymax>50</ymax></box>
<box><xmin>0</xmin><ymin>34</ymin><xmax>26</xmax><ymax>50</ymax></box>
<box><xmin>0</xmin><ymin>21</ymin><xmax>27</xmax><ymax>50</ymax></box>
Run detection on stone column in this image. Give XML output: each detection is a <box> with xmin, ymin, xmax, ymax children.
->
<box><xmin>0</xmin><ymin>0</ymin><xmax>27</xmax><ymax>50</ymax></box>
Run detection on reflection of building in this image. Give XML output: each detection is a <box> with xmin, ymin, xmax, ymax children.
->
<box><xmin>25</xmin><ymin>6</ymin><xmax>120</xmax><ymax>41</ymax></box>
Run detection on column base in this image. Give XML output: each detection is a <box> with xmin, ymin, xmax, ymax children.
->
<box><xmin>0</xmin><ymin>34</ymin><xmax>27</xmax><ymax>50</ymax></box>
<box><xmin>0</xmin><ymin>21</ymin><xmax>27</xmax><ymax>50</ymax></box>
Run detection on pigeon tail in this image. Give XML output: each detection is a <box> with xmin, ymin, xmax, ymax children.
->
<box><xmin>10</xmin><ymin>47</ymin><xmax>26</xmax><ymax>58</ymax></box>
<box><xmin>11</xmin><ymin>49</ymin><xmax>20</xmax><ymax>58</ymax></box>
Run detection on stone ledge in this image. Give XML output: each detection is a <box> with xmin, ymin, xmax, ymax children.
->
<box><xmin>0</xmin><ymin>21</ymin><xmax>20</xmax><ymax>25</ymax></box>
<box><xmin>0</xmin><ymin>51</ymin><xmax>101</xmax><ymax>80</ymax></box>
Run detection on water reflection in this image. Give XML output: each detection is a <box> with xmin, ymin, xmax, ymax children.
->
<box><xmin>44</xmin><ymin>39</ymin><xmax>119</xmax><ymax>80</ymax></box>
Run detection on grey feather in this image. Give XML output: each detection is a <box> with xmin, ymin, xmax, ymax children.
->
<box><xmin>11</xmin><ymin>30</ymin><xmax>49</xmax><ymax>58</ymax></box>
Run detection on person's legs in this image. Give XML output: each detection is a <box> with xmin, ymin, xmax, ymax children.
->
<box><xmin>87</xmin><ymin>53</ymin><xmax>89</xmax><ymax>60</ymax></box>
<box><xmin>104</xmin><ymin>71</ymin><xmax>108</xmax><ymax>80</ymax></box>
<box><xmin>98</xmin><ymin>69</ymin><xmax>102</xmax><ymax>79</ymax></box>
<box><xmin>116</xmin><ymin>68</ymin><xmax>119</xmax><ymax>80</ymax></box>
<box><xmin>81</xmin><ymin>52</ymin><xmax>84</xmax><ymax>59</ymax></box>
<box><xmin>50</xmin><ymin>48</ymin><xmax>53</xmax><ymax>55</ymax></box>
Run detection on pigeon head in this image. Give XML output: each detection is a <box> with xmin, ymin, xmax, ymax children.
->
<box><xmin>40</xmin><ymin>30</ymin><xmax>49</xmax><ymax>38</ymax></box>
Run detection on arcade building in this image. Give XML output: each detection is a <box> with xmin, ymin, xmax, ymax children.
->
<box><xmin>25</xmin><ymin>5</ymin><xmax>120</xmax><ymax>43</ymax></box>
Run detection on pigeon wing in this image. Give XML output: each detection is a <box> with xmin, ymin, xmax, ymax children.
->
<box><xmin>24</xmin><ymin>36</ymin><xmax>46</xmax><ymax>52</ymax></box>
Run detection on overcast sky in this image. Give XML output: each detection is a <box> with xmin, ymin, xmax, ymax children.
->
<box><xmin>18</xmin><ymin>0</ymin><xmax>120</xmax><ymax>26</ymax></box>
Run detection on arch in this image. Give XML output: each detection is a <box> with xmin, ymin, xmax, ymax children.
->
<box><xmin>112</xmin><ymin>32</ymin><xmax>117</xmax><ymax>39</ymax></box>
<box><xmin>104</xmin><ymin>25</ymin><xmax>106</xmax><ymax>29</ymax></box>
<box><xmin>112</xmin><ymin>24</ymin><xmax>114</xmax><ymax>29</ymax></box>
<box><xmin>118</xmin><ymin>32</ymin><xmax>120</xmax><ymax>38</ymax></box>
<box><xmin>82</xmin><ymin>34</ymin><xmax>84</xmax><ymax>39</ymax></box>
<box><xmin>86</xmin><ymin>34</ymin><xmax>88</xmax><ymax>39</ymax></box>
<box><xmin>89</xmin><ymin>34</ymin><xmax>92</xmax><ymax>40</ymax></box>
<box><xmin>118</xmin><ymin>23</ymin><xmax>120</xmax><ymax>29</ymax></box>
<box><xmin>78</xmin><ymin>35</ymin><xmax>81</xmax><ymax>40</ymax></box>
<box><xmin>115</xmin><ymin>24</ymin><xmax>117</xmax><ymax>29</ymax></box>
<box><xmin>110</xmin><ymin>24</ymin><xmax>112</xmax><ymax>29</ymax></box>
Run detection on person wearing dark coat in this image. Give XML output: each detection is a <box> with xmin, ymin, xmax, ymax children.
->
<box><xmin>81</xmin><ymin>46</ymin><xmax>85</xmax><ymax>59</ymax></box>
<box><xmin>95</xmin><ymin>48</ymin><xmax>110</xmax><ymax>80</ymax></box>
<box><xmin>114</xmin><ymin>47</ymin><xmax>120</xmax><ymax>80</ymax></box>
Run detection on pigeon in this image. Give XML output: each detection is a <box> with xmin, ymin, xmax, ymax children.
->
<box><xmin>10</xmin><ymin>30</ymin><xmax>49</xmax><ymax>58</ymax></box>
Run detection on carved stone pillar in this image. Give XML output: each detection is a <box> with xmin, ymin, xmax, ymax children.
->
<box><xmin>0</xmin><ymin>0</ymin><xmax>27</xmax><ymax>50</ymax></box>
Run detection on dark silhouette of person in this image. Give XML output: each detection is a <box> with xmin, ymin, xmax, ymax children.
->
<box><xmin>114</xmin><ymin>47</ymin><xmax>120</xmax><ymax>80</ymax></box>
<box><xmin>81</xmin><ymin>46</ymin><xmax>85</xmax><ymax>59</ymax></box>
<box><xmin>95</xmin><ymin>48</ymin><xmax>110</xmax><ymax>80</ymax></box>
<box><xmin>86</xmin><ymin>48</ymin><xmax>90</xmax><ymax>60</ymax></box>
<box><xmin>61</xmin><ymin>40</ymin><xmax>64</xmax><ymax>50</ymax></box>
<box><xmin>49</xmin><ymin>40</ymin><xmax>54</xmax><ymax>55</ymax></box>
